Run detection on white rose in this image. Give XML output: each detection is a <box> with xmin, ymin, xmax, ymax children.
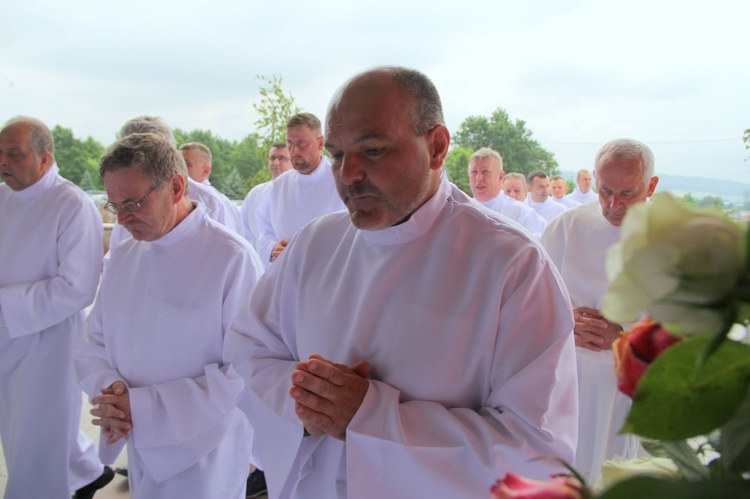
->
<box><xmin>603</xmin><ymin>193</ymin><xmax>746</xmax><ymax>336</ymax></box>
<box><xmin>597</xmin><ymin>456</ymin><xmax>681</xmax><ymax>489</ymax></box>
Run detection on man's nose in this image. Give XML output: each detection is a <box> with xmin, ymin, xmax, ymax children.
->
<box><xmin>338</xmin><ymin>155</ymin><xmax>364</xmax><ymax>185</ymax></box>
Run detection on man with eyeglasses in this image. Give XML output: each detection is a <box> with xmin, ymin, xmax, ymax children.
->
<box><xmin>255</xmin><ymin>113</ymin><xmax>345</xmax><ymax>266</ymax></box>
<box><xmin>75</xmin><ymin>132</ymin><xmax>264</xmax><ymax>498</ymax></box>
<box><xmin>241</xmin><ymin>142</ymin><xmax>293</xmax><ymax>250</ymax></box>
<box><xmin>104</xmin><ymin>117</ymin><xmax>244</xmax><ymax>266</ymax></box>
<box><xmin>0</xmin><ymin>116</ymin><xmax>114</xmax><ymax>498</ymax></box>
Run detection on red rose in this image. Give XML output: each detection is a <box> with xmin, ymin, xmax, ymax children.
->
<box><xmin>613</xmin><ymin>318</ymin><xmax>683</xmax><ymax>397</ymax></box>
<box><xmin>491</xmin><ymin>473</ymin><xmax>585</xmax><ymax>499</ymax></box>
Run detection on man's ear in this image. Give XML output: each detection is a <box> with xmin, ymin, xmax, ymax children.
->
<box><xmin>317</xmin><ymin>135</ymin><xmax>324</xmax><ymax>151</ymax></box>
<box><xmin>171</xmin><ymin>173</ymin><xmax>187</xmax><ymax>203</ymax></box>
<box><xmin>428</xmin><ymin>124</ymin><xmax>450</xmax><ymax>171</ymax></box>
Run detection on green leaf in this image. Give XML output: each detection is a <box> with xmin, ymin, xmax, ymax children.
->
<box><xmin>623</xmin><ymin>336</ymin><xmax>750</xmax><ymax>440</ymax></box>
<box><xmin>720</xmin><ymin>384</ymin><xmax>750</xmax><ymax>473</ymax></box>
<box><xmin>657</xmin><ymin>440</ymin><xmax>710</xmax><ymax>480</ymax></box>
<box><xmin>597</xmin><ymin>476</ymin><xmax>750</xmax><ymax>499</ymax></box>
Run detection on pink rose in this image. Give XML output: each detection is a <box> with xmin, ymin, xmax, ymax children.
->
<box><xmin>491</xmin><ymin>473</ymin><xmax>586</xmax><ymax>499</ymax></box>
<box><xmin>613</xmin><ymin>318</ymin><xmax>683</xmax><ymax>397</ymax></box>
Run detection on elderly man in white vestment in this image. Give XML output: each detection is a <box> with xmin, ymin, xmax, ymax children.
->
<box><xmin>226</xmin><ymin>67</ymin><xmax>579</xmax><ymax>499</ymax></box>
<box><xmin>241</xmin><ymin>142</ymin><xmax>293</xmax><ymax>249</ymax></box>
<box><xmin>541</xmin><ymin>138</ymin><xmax>659</xmax><ymax>484</ymax></box>
<box><xmin>106</xmin><ymin>117</ymin><xmax>244</xmax><ymax>261</ymax></box>
<box><xmin>566</xmin><ymin>169</ymin><xmax>598</xmax><ymax>205</ymax></box>
<box><xmin>468</xmin><ymin>147</ymin><xmax>547</xmax><ymax>238</ymax></box>
<box><xmin>255</xmin><ymin>113</ymin><xmax>345</xmax><ymax>265</ymax></box>
<box><xmin>0</xmin><ymin>116</ymin><xmax>113</xmax><ymax>498</ymax></box>
<box><xmin>527</xmin><ymin>170</ymin><xmax>567</xmax><ymax>222</ymax></box>
<box><xmin>75</xmin><ymin>133</ymin><xmax>264</xmax><ymax>498</ymax></box>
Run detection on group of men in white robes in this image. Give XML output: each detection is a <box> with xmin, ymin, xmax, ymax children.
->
<box><xmin>254</xmin><ymin>113</ymin><xmax>345</xmax><ymax>266</ymax></box>
<box><xmin>1</xmin><ymin>69</ymin><xmax>661</xmax><ymax>499</ymax></box>
<box><xmin>467</xmin><ymin>147</ymin><xmax>547</xmax><ymax>238</ymax></box>
<box><xmin>0</xmin><ymin>117</ymin><xmax>114</xmax><ymax>498</ymax></box>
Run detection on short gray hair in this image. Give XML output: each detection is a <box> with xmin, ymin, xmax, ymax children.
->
<box><xmin>594</xmin><ymin>138</ymin><xmax>655</xmax><ymax>183</ymax></box>
<box><xmin>388</xmin><ymin>67</ymin><xmax>445</xmax><ymax>135</ymax></box>
<box><xmin>504</xmin><ymin>172</ymin><xmax>527</xmax><ymax>187</ymax></box>
<box><xmin>3</xmin><ymin>115</ymin><xmax>55</xmax><ymax>157</ymax></box>
<box><xmin>100</xmin><ymin>133</ymin><xmax>188</xmax><ymax>190</ymax></box>
<box><xmin>469</xmin><ymin>147</ymin><xmax>503</xmax><ymax>171</ymax></box>
<box><xmin>118</xmin><ymin>116</ymin><xmax>176</xmax><ymax>147</ymax></box>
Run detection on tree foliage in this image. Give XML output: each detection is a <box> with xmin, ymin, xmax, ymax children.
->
<box><xmin>443</xmin><ymin>146</ymin><xmax>473</xmax><ymax>195</ymax></box>
<box><xmin>173</xmin><ymin>128</ymin><xmax>266</xmax><ymax>198</ymax></box>
<box><xmin>453</xmin><ymin>108</ymin><xmax>558</xmax><ymax>178</ymax></box>
<box><xmin>253</xmin><ymin>74</ymin><xmax>301</xmax><ymax>151</ymax></box>
<box><xmin>52</xmin><ymin>125</ymin><xmax>105</xmax><ymax>189</ymax></box>
<box><xmin>220</xmin><ymin>166</ymin><xmax>246</xmax><ymax>200</ymax></box>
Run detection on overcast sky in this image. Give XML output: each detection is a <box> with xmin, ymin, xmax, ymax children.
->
<box><xmin>3</xmin><ymin>0</ymin><xmax>748</xmax><ymax>182</ymax></box>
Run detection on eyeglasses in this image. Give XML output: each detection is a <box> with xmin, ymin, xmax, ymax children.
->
<box><xmin>104</xmin><ymin>186</ymin><xmax>156</xmax><ymax>215</ymax></box>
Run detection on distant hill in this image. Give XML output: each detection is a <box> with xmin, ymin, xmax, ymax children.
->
<box><xmin>560</xmin><ymin>170</ymin><xmax>750</xmax><ymax>201</ymax></box>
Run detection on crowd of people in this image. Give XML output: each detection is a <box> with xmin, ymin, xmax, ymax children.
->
<box><xmin>0</xmin><ymin>65</ymin><xmax>659</xmax><ymax>499</ymax></box>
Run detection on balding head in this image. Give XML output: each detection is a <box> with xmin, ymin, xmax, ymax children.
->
<box><xmin>324</xmin><ymin>67</ymin><xmax>450</xmax><ymax>230</ymax></box>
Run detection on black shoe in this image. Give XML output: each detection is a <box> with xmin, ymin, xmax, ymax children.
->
<box><xmin>115</xmin><ymin>467</ymin><xmax>128</xmax><ymax>478</ymax></box>
<box><xmin>246</xmin><ymin>469</ymin><xmax>267</xmax><ymax>498</ymax></box>
<box><xmin>73</xmin><ymin>466</ymin><xmax>115</xmax><ymax>499</ymax></box>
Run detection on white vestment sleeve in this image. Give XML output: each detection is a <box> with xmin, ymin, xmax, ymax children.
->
<box><xmin>227</xmin><ymin>252</ymin><xmax>578</xmax><ymax>497</ymax></box>
<box><xmin>342</xmin><ymin>259</ymin><xmax>578</xmax><ymax>496</ymax></box>
<box><xmin>0</xmin><ymin>197</ymin><xmax>102</xmax><ymax>338</ymax></box>
<box><xmin>255</xmin><ymin>188</ymin><xmax>278</xmax><ymax>265</ymax></box>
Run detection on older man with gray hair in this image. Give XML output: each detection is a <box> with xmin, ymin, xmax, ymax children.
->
<box><xmin>105</xmin><ymin>117</ymin><xmax>243</xmax><ymax>261</ymax></box>
<box><xmin>0</xmin><ymin>116</ymin><xmax>113</xmax><ymax>498</ymax></box>
<box><xmin>467</xmin><ymin>147</ymin><xmax>547</xmax><ymax>238</ymax></box>
<box><xmin>76</xmin><ymin>132</ymin><xmax>263</xmax><ymax>498</ymax></box>
<box><xmin>541</xmin><ymin>138</ymin><xmax>659</xmax><ymax>483</ymax></box>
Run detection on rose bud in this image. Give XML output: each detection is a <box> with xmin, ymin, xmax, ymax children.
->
<box><xmin>613</xmin><ymin>318</ymin><xmax>683</xmax><ymax>397</ymax></box>
<box><xmin>491</xmin><ymin>473</ymin><xmax>586</xmax><ymax>499</ymax></box>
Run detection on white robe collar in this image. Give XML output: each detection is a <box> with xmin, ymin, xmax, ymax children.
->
<box><xmin>9</xmin><ymin>162</ymin><xmax>59</xmax><ymax>201</ymax></box>
<box><xmin>147</xmin><ymin>201</ymin><xmax>206</xmax><ymax>248</ymax></box>
<box><xmin>359</xmin><ymin>175</ymin><xmax>451</xmax><ymax>247</ymax></box>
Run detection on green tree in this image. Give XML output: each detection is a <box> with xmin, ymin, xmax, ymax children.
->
<box><xmin>229</xmin><ymin>133</ymin><xmax>267</xmax><ymax>192</ymax></box>
<box><xmin>253</xmin><ymin>74</ymin><xmax>301</xmax><ymax>151</ymax></box>
<box><xmin>52</xmin><ymin>126</ymin><xmax>105</xmax><ymax>189</ymax></box>
<box><xmin>443</xmin><ymin>146</ymin><xmax>473</xmax><ymax>195</ymax></box>
<box><xmin>79</xmin><ymin>170</ymin><xmax>96</xmax><ymax>191</ymax></box>
<box><xmin>697</xmin><ymin>195</ymin><xmax>725</xmax><ymax>209</ymax></box>
<box><xmin>678</xmin><ymin>192</ymin><xmax>698</xmax><ymax>208</ymax></box>
<box><xmin>220</xmin><ymin>166</ymin><xmax>246</xmax><ymax>200</ymax></box>
<box><xmin>744</xmin><ymin>128</ymin><xmax>749</xmax><ymax>159</ymax></box>
<box><xmin>453</xmin><ymin>108</ymin><xmax>558</xmax><ymax>176</ymax></box>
